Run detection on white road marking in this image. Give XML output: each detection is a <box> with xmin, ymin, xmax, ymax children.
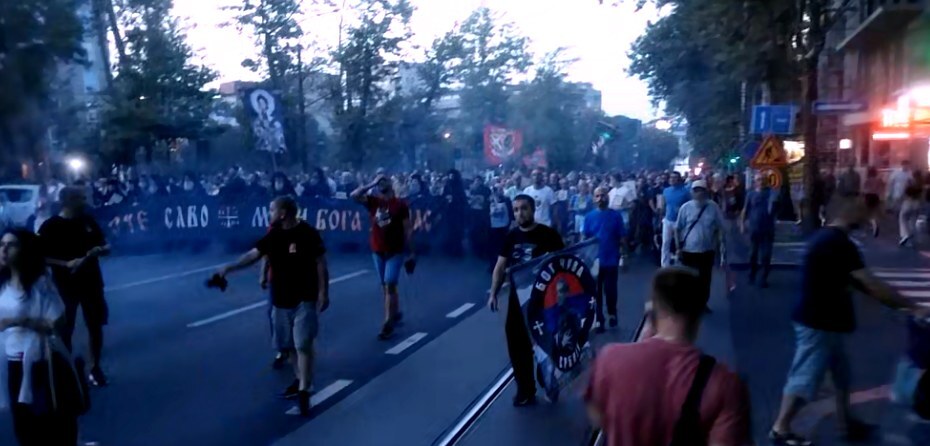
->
<box><xmin>106</xmin><ymin>263</ymin><xmax>227</xmax><ymax>292</ymax></box>
<box><xmin>901</xmin><ymin>290</ymin><xmax>930</xmax><ymax>299</ymax></box>
<box><xmin>385</xmin><ymin>332</ymin><xmax>428</xmax><ymax>355</ymax></box>
<box><xmin>285</xmin><ymin>379</ymin><xmax>353</xmax><ymax>415</ymax></box>
<box><xmin>887</xmin><ymin>280</ymin><xmax>930</xmax><ymax>288</ymax></box>
<box><xmin>186</xmin><ymin>270</ymin><xmax>369</xmax><ymax>328</ymax></box>
<box><xmin>876</xmin><ymin>272</ymin><xmax>930</xmax><ymax>279</ymax></box>
<box><xmin>446</xmin><ymin>303</ymin><xmax>475</xmax><ymax>319</ymax></box>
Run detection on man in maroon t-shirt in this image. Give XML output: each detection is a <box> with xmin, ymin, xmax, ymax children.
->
<box><xmin>351</xmin><ymin>174</ymin><xmax>415</xmax><ymax>339</ymax></box>
<box><xmin>585</xmin><ymin>267</ymin><xmax>752</xmax><ymax>446</ymax></box>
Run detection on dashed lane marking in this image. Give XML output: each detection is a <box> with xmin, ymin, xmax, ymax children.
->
<box><xmin>285</xmin><ymin>379</ymin><xmax>353</xmax><ymax>415</ymax></box>
<box><xmin>446</xmin><ymin>303</ymin><xmax>476</xmax><ymax>319</ymax></box>
<box><xmin>385</xmin><ymin>332</ymin><xmax>428</xmax><ymax>355</ymax></box>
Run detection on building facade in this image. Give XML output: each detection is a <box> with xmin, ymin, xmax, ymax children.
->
<box><xmin>830</xmin><ymin>0</ymin><xmax>928</xmax><ymax>171</ymax></box>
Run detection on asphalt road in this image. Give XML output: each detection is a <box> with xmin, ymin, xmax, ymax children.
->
<box><xmin>0</xmin><ymin>250</ymin><xmax>491</xmax><ymax>446</ymax></box>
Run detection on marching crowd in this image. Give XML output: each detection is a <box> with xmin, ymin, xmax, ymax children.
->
<box><xmin>3</xmin><ymin>158</ymin><xmax>930</xmax><ymax>446</ymax></box>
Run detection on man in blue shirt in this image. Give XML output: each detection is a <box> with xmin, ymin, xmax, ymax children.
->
<box><xmin>658</xmin><ymin>171</ymin><xmax>690</xmax><ymax>266</ymax></box>
<box><xmin>584</xmin><ymin>186</ymin><xmax>627</xmax><ymax>333</ymax></box>
<box><xmin>740</xmin><ymin>173</ymin><xmax>778</xmax><ymax>288</ymax></box>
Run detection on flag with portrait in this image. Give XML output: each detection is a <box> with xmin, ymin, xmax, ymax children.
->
<box><xmin>508</xmin><ymin>239</ymin><xmax>599</xmax><ymax>402</ymax></box>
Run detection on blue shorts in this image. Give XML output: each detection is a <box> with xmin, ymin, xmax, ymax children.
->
<box><xmin>373</xmin><ymin>253</ymin><xmax>404</xmax><ymax>286</ymax></box>
<box><xmin>783</xmin><ymin>323</ymin><xmax>851</xmax><ymax>401</ymax></box>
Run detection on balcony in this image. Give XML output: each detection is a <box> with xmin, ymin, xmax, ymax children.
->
<box><xmin>836</xmin><ymin>0</ymin><xmax>924</xmax><ymax>51</ymax></box>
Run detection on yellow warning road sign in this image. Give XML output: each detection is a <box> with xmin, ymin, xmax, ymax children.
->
<box><xmin>759</xmin><ymin>167</ymin><xmax>783</xmax><ymax>189</ymax></box>
<box><xmin>750</xmin><ymin>136</ymin><xmax>788</xmax><ymax>168</ymax></box>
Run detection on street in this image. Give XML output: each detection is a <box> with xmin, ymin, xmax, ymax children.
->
<box><xmin>0</xmin><ymin>250</ymin><xmax>490</xmax><ymax>446</ymax></box>
<box><xmin>3</xmin><ymin>229</ymin><xmax>930</xmax><ymax>446</ymax></box>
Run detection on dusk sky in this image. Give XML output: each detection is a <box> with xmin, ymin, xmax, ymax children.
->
<box><xmin>173</xmin><ymin>0</ymin><xmax>662</xmax><ymax>120</ymax></box>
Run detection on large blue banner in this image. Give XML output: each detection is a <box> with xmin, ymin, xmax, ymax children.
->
<box><xmin>92</xmin><ymin>196</ymin><xmax>445</xmax><ymax>254</ymax></box>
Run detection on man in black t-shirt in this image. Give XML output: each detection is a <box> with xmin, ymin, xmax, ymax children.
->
<box><xmin>39</xmin><ymin>186</ymin><xmax>111</xmax><ymax>386</ymax></box>
<box><xmin>488</xmin><ymin>194</ymin><xmax>564</xmax><ymax>406</ymax></box>
<box><xmin>770</xmin><ymin>199</ymin><xmax>930</xmax><ymax>445</ymax></box>
<box><xmin>218</xmin><ymin>196</ymin><xmax>330</xmax><ymax>417</ymax></box>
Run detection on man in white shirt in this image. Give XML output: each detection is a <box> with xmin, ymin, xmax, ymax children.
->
<box><xmin>523</xmin><ymin>170</ymin><xmax>555</xmax><ymax>227</ymax></box>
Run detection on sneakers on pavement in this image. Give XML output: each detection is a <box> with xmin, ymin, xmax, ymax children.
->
<box><xmin>378</xmin><ymin>321</ymin><xmax>395</xmax><ymax>340</ymax></box>
<box><xmin>88</xmin><ymin>367</ymin><xmax>108</xmax><ymax>387</ymax></box>
<box><xmin>768</xmin><ymin>429</ymin><xmax>812</xmax><ymax>446</ymax></box>
<box><xmin>512</xmin><ymin>393</ymin><xmax>537</xmax><ymax>407</ymax></box>
<box><xmin>280</xmin><ymin>379</ymin><xmax>300</xmax><ymax>399</ymax></box>
<box><xmin>272</xmin><ymin>351</ymin><xmax>289</xmax><ymax>370</ymax></box>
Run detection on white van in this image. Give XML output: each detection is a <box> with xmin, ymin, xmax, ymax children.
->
<box><xmin>0</xmin><ymin>184</ymin><xmax>41</xmax><ymax>229</ymax></box>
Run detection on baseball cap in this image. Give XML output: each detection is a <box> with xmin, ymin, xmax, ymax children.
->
<box><xmin>691</xmin><ymin>180</ymin><xmax>708</xmax><ymax>190</ymax></box>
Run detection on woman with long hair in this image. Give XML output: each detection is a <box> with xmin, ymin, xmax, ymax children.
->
<box><xmin>0</xmin><ymin>228</ymin><xmax>81</xmax><ymax>445</ymax></box>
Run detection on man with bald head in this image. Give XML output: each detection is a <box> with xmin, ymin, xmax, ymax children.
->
<box><xmin>583</xmin><ymin>186</ymin><xmax>626</xmax><ymax>333</ymax></box>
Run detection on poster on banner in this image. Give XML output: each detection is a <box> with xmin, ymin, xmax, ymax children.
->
<box><xmin>508</xmin><ymin>240</ymin><xmax>599</xmax><ymax>402</ymax></box>
<box><xmin>483</xmin><ymin>125</ymin><xmax>522</xmax><ymax>165</ymax></box>
<box><xmin>243</xmin><ymin>88</ymin><xmax>287</xmax><ymax>153</ymax></box>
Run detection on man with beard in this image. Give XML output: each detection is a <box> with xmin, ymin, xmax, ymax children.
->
<box><xmin>38</xmin><ymin>186</ymin><xmax>111</xmax><ymax>386</ymax></box>
<box><xmin>583</xmin><ymin>186</ymin><xmax>626</xmax><ymax>333</ymax></box>
<box><xmin>217</xmin><ymin>196</ymin><xmax>330</xmax><ymax>416</ymax></box>
<box><xmin>488</xmin><ymin>194</ymin><xmax>564</xmax><ymax>406</ymax></box>
<box><xmin>352</xmin><ymin>174</ymin><xmax>415</xmax><ymax>340</ymax></box>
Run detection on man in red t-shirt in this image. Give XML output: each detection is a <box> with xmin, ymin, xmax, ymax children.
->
<box><xmin>585</xmin><ymin>267</ymin><xmax>753</xmax><ymax>446</ymax></box>
<box><xmin>351</xmin><ymin>174</ymin><xmax>415</xmax><ymax>340</ymax></box>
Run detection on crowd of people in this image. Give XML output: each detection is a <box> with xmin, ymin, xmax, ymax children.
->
<box><xmin>5</xmin><ymin>158</ymin><xmax>930</xmax><ymax>445</ymax></box>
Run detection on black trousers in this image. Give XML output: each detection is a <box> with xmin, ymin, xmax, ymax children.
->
<box><xmin>678</xmin><ymin>251</ymin><xmax>716</xmax><ymax>306</ymax></box>
<box><xmin>505</xmin><ymin>291</ymin><xmax>536</xmax><ymax>397</ymax></box>
<box><xmin>749</xmin><ymin>232</ymin><xmax>774</xmax><ymax>281</ymax></box>
<box><xmin>7</xmin><ymin>361</ymin><xmax>79</xmax><ymax>446</ymax></box>
<box><xmin>596</xmin><ymin>265</ymin><xmax>619</xmax><ymax>323</ymax></box>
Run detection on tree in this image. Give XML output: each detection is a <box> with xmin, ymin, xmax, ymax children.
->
<box><xmin>632</xmin><ymin>126</ymin><xmax>679</xmax><ymax>170</ymax></box>
<box><xmin>624</xmin><ymin>0</ymin><xmax>800</xmax><ymax>162</ymax></box>
<box><xmin>453</xmin><ymin>7</ymin><xmax>533</xmax><ymax>159</ymax></box>
<box><xmin>510</xmin><ymin>50</ymin><xmax>600</xmax><ymax>170</ymax></box>
<box><xmin>329</xmin><ymin>0</ymin><xmax>414</xmax><ymax>168</ymax></box>
<box><xmin>101</xmin><ymin>0</ymin><xmax>217</xmax><ymax>164</ymax></box>
<box><xmin>0</xmin><ymin>0</ymin><xmax>84</xmax><ymax>171</ymax></box>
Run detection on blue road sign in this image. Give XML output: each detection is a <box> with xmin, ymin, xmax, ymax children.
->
<box><xmin>813</xmin><ymin>100</ymin><xmax>868</xmax><ymax>114</ymax></box>
<box><xmin>751</xmin><ymin>105</ymin><xmax>796</xmax><ymax>135</ymax></box>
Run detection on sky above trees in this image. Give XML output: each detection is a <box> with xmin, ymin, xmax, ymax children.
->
<box><xmin>173</xmin><ymin>0</ymin><xmax>662</xmax><ymax>119</ymax></box>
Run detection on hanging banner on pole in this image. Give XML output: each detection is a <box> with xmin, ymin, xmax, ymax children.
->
<box><xmin>483</xmin><ymin>125</ymin><xmax>522</xmax><ymax>165</ymax></box>
<box><xmin>508</xmin><ymin>240</ymin><xmax>598</xmax><ymax>402</ymax></box>
<box><xmin>243</xmin><ymin>88</ymin><xmax>288</xmax><ymax>154</ymax></box>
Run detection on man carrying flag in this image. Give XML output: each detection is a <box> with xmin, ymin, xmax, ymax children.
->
<box><xmin>488</xmin><ymin>194</ymin><xmax>564</xmax><ymax>406</ymax></box>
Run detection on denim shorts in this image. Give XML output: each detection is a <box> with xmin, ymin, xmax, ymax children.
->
<box><xmin>271</xmin><ymin>302</ymin><xmax>318</xmax><ymax>353</ymax></box>
<box><xmin>373</xmin><ymin>253</ymin><xmax>404</xmax><ymax>286</ymax></box>
<box><xmin>783</xmin><ymin>323</ymin><xmax>850</xmax><ymax>401</ymax></box>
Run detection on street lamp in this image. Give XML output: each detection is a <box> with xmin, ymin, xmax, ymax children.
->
<box><xmin>442</xmin><ymin>131</ymin><xmax>452</xmax><ymax>140</ymax></box>
<box><xmin>67</xmin><ymin>157</ymin><xmax>86</xmax><ymax>173</ymax></box>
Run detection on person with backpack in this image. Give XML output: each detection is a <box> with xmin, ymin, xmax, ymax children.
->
<box><xmin>584</xmin><ymin>267</ymin><xmax>752</xmax><ymax>446</ymax></box>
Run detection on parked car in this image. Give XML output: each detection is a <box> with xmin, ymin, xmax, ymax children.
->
<box><xmin>0</xmin><ymin>184</ymin><xmax>41</xmax><ymax>230</ymax></box>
